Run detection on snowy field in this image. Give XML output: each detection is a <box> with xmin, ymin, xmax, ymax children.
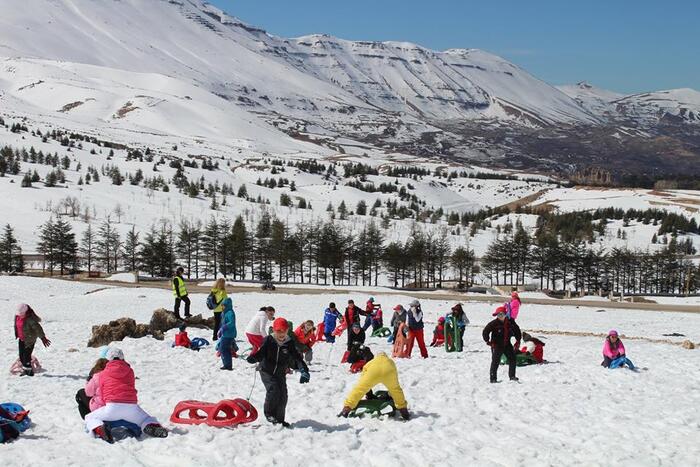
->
<box><xmin>1</xmin><ymin>277</ymin><xmax>699</xmax><ymax>467</ymax></box>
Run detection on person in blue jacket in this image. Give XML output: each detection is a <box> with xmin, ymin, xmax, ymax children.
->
<box><xmin>323</xmin><ymin>302</ymin><xmax>341</xmax><ymax>343</ymax></box>
<box><xmin>217</xmin><ymin>298</ymin><xmax>237</xmax><ymax>370</ymax></box>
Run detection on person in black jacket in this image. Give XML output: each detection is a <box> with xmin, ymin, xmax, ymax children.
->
<box><xmin>482</xmin><ymin>306</ymin><xmax>522</xmax><ymax>383</ymax></box>
<box><xmin>246</xmin><ymin>318</ymin><xmax>310</xmax><ymax>427</ymax></box>
<box><xmin>347</xmin><ymin>322</ymin><xmax>366</xmax><ymax>351</ymax></box>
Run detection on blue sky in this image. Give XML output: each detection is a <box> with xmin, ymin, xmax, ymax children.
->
<box><xmin>209</xmin><ymin>0</ymin><xmax>699</xmax><ymax>94</ymax></box>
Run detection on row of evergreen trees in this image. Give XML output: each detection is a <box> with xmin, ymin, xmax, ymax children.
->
<box><xmin>481</xmin><ymin>225</ymin><xmax>699</xmax><ymax>295</ymax></box>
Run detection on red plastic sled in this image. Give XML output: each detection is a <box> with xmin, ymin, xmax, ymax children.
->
<box><xmin>332</xmin><ymin>319</ymin><xmax>347</xmax><ymax>337</ymax></box>
<box><xmin>170</xmin><ymin>399</ymin><xmax>258</xmax><ymax>427</ymax></box>
<box><xmin>316</xmin><ymin>323</ymin><xmax>326</xmax><ymax>341</ymax></box>
<box><xmin>392</xmin><ymin>323</ymin><xmax>409</xmax><ymax>358</ymax></box>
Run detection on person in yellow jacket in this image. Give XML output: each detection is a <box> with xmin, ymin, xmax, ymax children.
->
<box><xmin>210</xmin><ymin>278</ymin><xmax>228</xmax><ymax>340</ymax></box>
<box><xmin>172</xmin><ymin>267</ymin><xmax>190</xmax><ymax>319</ymax></box>
<box><xmin>339</xmin><ymin>351</ymin><xmax>410</xmax><ymax>420</ymax></box>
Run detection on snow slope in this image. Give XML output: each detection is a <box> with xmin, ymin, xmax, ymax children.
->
<box><xmin>1</xmin><ymin>277</ymin><xmax>699</xmax><ymax>466</ymax></box>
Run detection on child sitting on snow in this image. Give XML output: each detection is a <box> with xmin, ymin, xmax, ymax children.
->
<box><xmin>174</xmin><ymin>324</ymin><xmax>191</xmax><ymax>349</ymax></box>
<box><xmin>246</xmin><ymin>318</ymin><xmax>310</xmax><ymax>427</ymax></box>
<box><xmin>76</xmin><ymin>358</ymin><xmax>109</xmax><ymax>419</ymax></box>
<box><xmin>84</xmin><ymin>348</ymin><xmax>168</xmax><ymax>443</ymax></box>
<box><xmin>519</xmin><ymin>332</ymin><xmax>545</xmax><ymax>363</ymax></box>
<box><xmin>430</xmin><ymin>317</ymin><xmax>446</xmax><ymax>347</ymax></box>
<box><xmin>601</xmin><ymin>330</ymin><xmax>635</xmax><ymax>370</ymax></box>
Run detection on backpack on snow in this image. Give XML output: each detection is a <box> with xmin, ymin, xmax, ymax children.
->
<box><xmin>206</xmin><ymin>293</ymin><xmax>219</xmax><ymax>310</ymax></box>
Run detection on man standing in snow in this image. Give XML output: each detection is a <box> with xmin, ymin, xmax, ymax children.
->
<box><xmin>482</xmin><ymin>306</ymin><xmax>521</xmax><ymax>383</ymax></box>
<box><xmin>172</xmin><ymin>267</ymin><xmax>191</xmax><ymax>319</ymax></box>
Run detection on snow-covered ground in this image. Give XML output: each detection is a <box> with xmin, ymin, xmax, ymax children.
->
<box><xmin>2</xmin><ymin>277</ymin><xmax>699</xmax><ymax>466</ymax></box>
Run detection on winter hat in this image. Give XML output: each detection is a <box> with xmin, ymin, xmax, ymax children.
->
<box><xmin>409</xmin><ymin>299</ymin><xmax>420</xmax><ymax>308</ymax></box>
<box><xmin>329</xmin><ymin>302</ymin><xmax>336</xmax><ymax>309</ymax></box>
<box><xmin>393</xmin><ymin>304</ymin><xmax>403</xmax><ymax>311</ymax></box>
<box><xmin>511</xmin><ymin>291</ymin><xmax>520</xmax><ymax>301</ymax></box>
<box><xmin>272</xmin><ymin>318</ymin><xmax>289</xmax><ymax>332</ymax></box>
<box><xmin>105</xmin><ymin>347</ymin><xmax>124</xmax><ymax>361</ymax></box>
<box><xmin>451</xmin><ymin>303</ymin><xmax>463</xmax><ymax>313</ymax></box>
<box><xmin>179</xmin><ymin>324</ymin><xmax>187</xmax><ymax>332</ymax></box>
<box><xmin>222</xmin><ymin>297</ymin><xmax>233</xmax><ymax>312</ymax></box>
<box><xmin>368</xmin><ymin>297</ymin><xmax>375</xmax><ymax>302</ymax></box>
<box><xmin>492</xmin><ymin>305</ymin><xmax>507</xmax><ymax>317</ymax></box>
<box><xmin>608</xmin><ymin>329</ymin><xmax>619</xmax><ymax>337</ymax></box>
<box><xmin>352</xmin><ymin>322</ymin><xmax>361</xmax><ymax>329</ymax></box>
<box><xmin>438</xmin><ymin>316</ymin><xmax>446</xmax><ymax>324</ymax></box>
<box><xmin>16</xmin><ymin>303</ymin><xmax>29</xmax><ymax>317</ymax></box>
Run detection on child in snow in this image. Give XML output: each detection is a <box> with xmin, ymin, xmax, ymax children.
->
<box><xmin>430</xmin><ymin>317</ymin><xmax>446</xmax><ymax>347</ymax></box>
<box><xmin>174</xmin><ymin>324</ymin><xmax>191</xmax><ymax>349</ymax></box>
<box><xmin>601</xmin><ymin>330</ymin><xmax>635</xmax><ymax>370</ymax></box>
<box><xmin>338</xmin><ymin>352</ymin><xmax>410</xmax><ymax>420</ymax></box>
<box><xmin>246</xmin><ymin>318</ymin><xmax>310</xmax><ymax>427</ymax></box>
<box><xmin>323</xmin><ymin>302</ymin><xmax>342</xmax><ymax>342</ymax></box>
<box><xmin>245</xmin><ymin>306</ymin><xmax>275</xmax><ymax>354</ymax></box>
<box><xmin>482</xmin><ymin>306</ymin><xmax>522</xmax><ymax>383</ymax></box>
<box><xmin>405</xmin><ymin>300</ymin><xmax>428</xmax><ymax>358</ymax></box>
<box><xmin>0</xmin><ymin>405</ymin><xmax>29</xmax><ymax>443</ymax></box>
<box><xmin>294</xmin><ymin>320</ymin><xmax>316</xmax><ymax>363</ymax></box>
<box><xmin>209</xmin><ymin>278</ymin><xmax>228</xmax><ymax>341</ymax></box>
<box><xmin>507</xmin><ymin>292</ymin><xmax>521</xmax><ymax>321</ymax></box>
<box><xmin>389</xmin><ymin>304</ymin><xmax>407</xmax><ymax>344</ymax></box>
<box><xmin>370</xmin><ymin>305</ymin><xmax>384</xmax><ymax>332</ymax></box>
<box><xmin>14</xmin><ymin>303</ymin><xmax>51</xmax><ymax>376</ymax></box>
<box><xmin>217</xmin><ymin>298</ymin><xmax>238</xmax><ymax>370</ymax></box>
<box><xmin>363</xmin><ymin>297</ymin><xmax>380</xmax><ymax>331</ymax></box>
<box><xmin>347</xmin><ymin>322</ymin><xmax>366</xmax><ymax>351</ymax></box>
<box><xmin>76</xmin><ymin>358</ymin><xmax>109</xmax><ymax>419</ymax></box>
<box><xmin>519</xmin><ymin>332</ymin><xmax>545</xmax><ymax>363</ymax></box>
<box><xmin>84</xmin><ymin>348</ymin><xmax>168</xmax><ymax>443</ymax></box>
<box><xmin>449</xmin><ymin>303</ymin><xmax>470</xmax><ymax>348</ymax></box>
<box><xmin>345</xmin><ymin>299</ymin><xmax>362</xmax><ymax>328</ymax></box>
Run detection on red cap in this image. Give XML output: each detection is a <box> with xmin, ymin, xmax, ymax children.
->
<box><xmin>492</xmin><ymin>306</ymin><xmax>506</xmax><ymax>316</ymax></box>
<box><xmin>393</xmin><ymin>305</ymin><xmax>403</xmax><ymax>311</ymax></box>
<box><xmin>511</xmin><ymin>291</ymin><xmax>520</xmax><ymax>300</ymax></box>
<box><xmin>272</xmin><ymin>318</ymin><xmax>289</xmax><ymax>332</ymax></box>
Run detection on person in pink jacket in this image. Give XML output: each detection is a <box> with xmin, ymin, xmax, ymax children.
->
<box><xmin>601</xmin><ymin>330</ymin><xmax>636</xmax><ymax>370</ymax></box>
<box><xmin>84</xmin><ymin>348</ymin><xmax>168</xmax><ymax>443</ymax></box>
<box><xmin>507</xmin><ymin>292</ymin><xmax>521</xmax><ymax>320</ymax></box>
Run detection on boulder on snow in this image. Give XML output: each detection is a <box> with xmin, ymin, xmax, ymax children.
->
<box><xmin>681</xmin><ymin>340</ymin><xmax>695</xmax><ymax>350</ymax></box>
<box><xmin>88</xmin><ymin>317</ymin><xmax>138</xmax><ymax>348</ymax></box>
<box><xmin>149</xmin><ymin>308</ymin><xmax>180</xmax><ymax>335</ymax></box>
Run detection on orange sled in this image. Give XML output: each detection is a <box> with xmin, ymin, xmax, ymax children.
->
<box><xmin>170</xmin><ymin>399</ymin><xmax>258</xmax><ymax>427</ymax></box>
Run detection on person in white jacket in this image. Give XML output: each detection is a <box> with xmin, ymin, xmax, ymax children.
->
<box><xmin>245</xmin><ymin>306</ymin><xmax>275</xmax><ymax>354</ymax></box>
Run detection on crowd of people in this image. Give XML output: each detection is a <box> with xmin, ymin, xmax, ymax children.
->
<box><xmin>7</xmin><ymin>277</ymin><xmax>639</xmax><ymax>443</ymax></box>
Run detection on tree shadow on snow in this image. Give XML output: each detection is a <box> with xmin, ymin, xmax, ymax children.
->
<box><xmin>293</xmin><ymin>419</ymin><xmax>353</xmax><ymax>432</ymax></box>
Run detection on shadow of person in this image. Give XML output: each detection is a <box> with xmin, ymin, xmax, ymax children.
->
<box><xmin>292</xmin><ymin>419</ymin><xmax>353</xmax><ymax>432</ymax></box>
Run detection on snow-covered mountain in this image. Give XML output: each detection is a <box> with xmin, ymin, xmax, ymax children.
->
<box><xmin>0</xmin><ymin>0</ymin><xmax>698</xmax><ymax>176</ymax></box>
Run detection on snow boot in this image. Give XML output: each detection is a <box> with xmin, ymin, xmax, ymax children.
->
<box><xmin>94</xmin><ymin>424</ymin><xmax>114</xmax><ymax>444</ymax></box>
<box><xmin>399</xmin><ymin>408</ymin><xmax>410</xmax><ymax>421</ymax></box>
<box><xmin>337</xmin><ymin>406</ymin><xmax>351</xmax><ymax>418</ymax></box>
<box><xmin>143</xmin><ymin>424</ymin><xmax>168</xmax><ymax>438</ymax></box>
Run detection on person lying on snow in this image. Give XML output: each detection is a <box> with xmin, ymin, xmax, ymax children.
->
<box><xmin>601</xmin><ymin>330</ymin><xmax>635</xmax><ymax>370</ymax></box>
<box><xmin>430</xmin><ymin>317</ymin><xmax>446</xmax><ymax>347</ymax></box>
<box><xmin>14</xmin><ymin>303</ymin><xmax>51</xmax><ymax>377</ymax></box>
<box><xmin>338</xmin><ymin>351</ymin><xmax>410</xmax><ymax>420</ymax></box>
<box><xmin>84</xmin><ymin>348</ymin><xmax>168</xmax><ymax>443</ymax></box>
<box><xmin>323</xmin><ymin>302</ymin><xmax>342</xmax><ymax>343</ymax></box>
<box><xmin>519</xmin><ymin>332</ymin><xmax>545</xmax><ymax>363</ymax></box>
<box><xmin>294</xmin><ymin>320</ymin><xmax>317</xmax><ymax>363</ymax></box>
<box><xmin>246</xmin><ymin>318</ymin><xmax>310</xmax><ymax>427</ymax></box>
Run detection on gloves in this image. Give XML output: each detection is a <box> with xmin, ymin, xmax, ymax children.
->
<box><xmin>246</xmin><ymin>356</ymin><xmax>256</xmax><ymax>364</ymax></box>
<box><xmin>337</xmin><ymin>406</ymin><xmax>351</xmax><ymax>418</ymax></box>
<box><xmin>299</xmin><ymin>369</ymin><xmax>310</xmax><ymax>384</ymax></box>
<box><xmin>41</xmin><ymin>337</ymin><xmax>51</xmax><ymax>348</ymax></box>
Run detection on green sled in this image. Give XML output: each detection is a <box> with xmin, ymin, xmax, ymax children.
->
<box><xmin>371</xmin><ymin>327</ymin><xmax>391</xmax><ymax>338</ymax></box>
<box><xmin>444</xmin><ymin>316</ymin><xmax>462</xmax><ymax>352</ymax></box>
<box><xmin>500</xmin><ymin>353</ymin><xmax>538</xmax><ymax>367</ymax></box>
<box><xmin>348</xmin><ymin>391</ymin><xmax>396</xmax><ymax>418</ymax></box>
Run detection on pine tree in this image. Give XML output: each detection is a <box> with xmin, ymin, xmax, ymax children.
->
<box><xmin>80</xmin><ymin>224</ymin><xmax>95</xmax><ymax>273</ymax></box>
<box><xmin>122</xmin><ymin>226</ymin><xmax>140</xmax><ymax>272</ymax></box>
<box><xmin>0</xmin><ymin>224</ymin><xmax>23</xmax><ymax>273</ymax></box>
<box><xmin>356</xmin><ymin>200</ymin><xmax>367</xmax><ymax>216</ymax></box>
<box><xmin>96</xmin><ymin>218</ymin><xmax>120</xmax><ymax>273</ymax></box>
<box><xmin>237</xmin><ymin>184</ymin><xmax>248</xmax><ymax>198</ymax></box>
<box><xmin>338</xmin><ymin>201</ymin><xmax>348</xmax><ymax>220</ymax></box>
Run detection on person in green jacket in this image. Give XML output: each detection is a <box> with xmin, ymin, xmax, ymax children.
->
<box><xmin>172</xmin><ymin>267</ymin><xmax>191</xmax><ymax>319</ymax></box>
<box><xmin>210</xmin><ymin>278</ymin><xmax>228</xmax><ymax>341</ymax></box>
<box><xmin>14</xmin><ymin>304</ymin><xmax>51</xmax><ymax>376</ymax></box>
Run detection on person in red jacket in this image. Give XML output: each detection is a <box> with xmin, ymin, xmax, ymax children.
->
<box><xmin>84</xmin><ymin>348</ymin><xmax>168</xmax><ymax>443</ymax></box>
<box><xmin>174</xmin><ymin>324</ymin><xmax>191</xmax><ymax>348</ymax></box>
<box><xmin>294</xmin><ymin>320</ymin><xmax>316</xmax><ymax>363</ymax></box>
<box><xmin>430</xmin><ymin>317</ymin><xmax>445</xmax><ymax>347</ymax></box>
